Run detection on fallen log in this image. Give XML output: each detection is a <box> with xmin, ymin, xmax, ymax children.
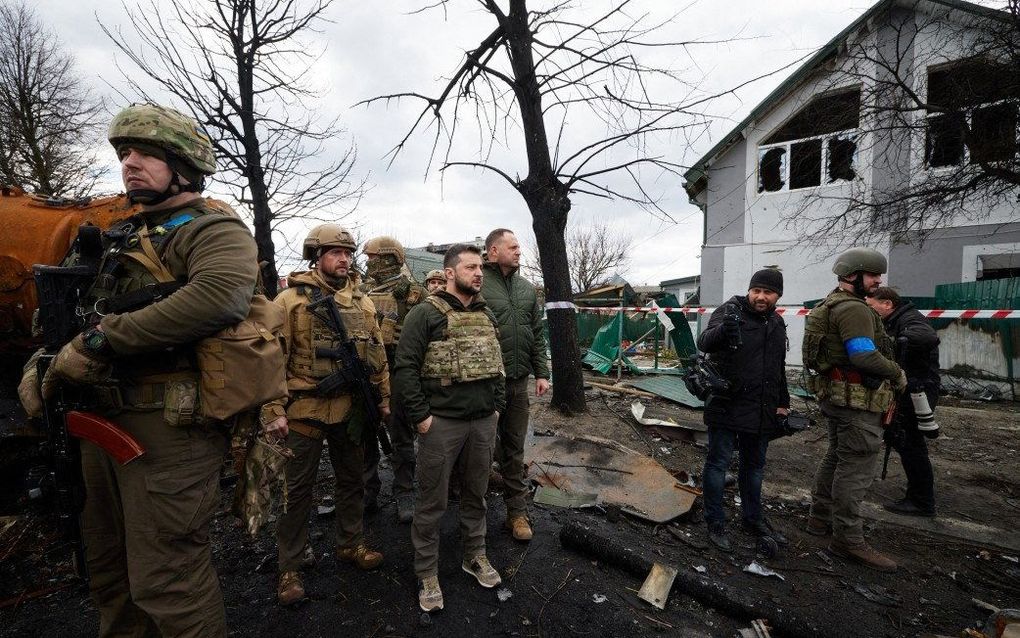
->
<box><xmin>589</xmin><ymin>382</ymin><xmax>655</xmax><ymax>399</ymax></box>
<box><xmin>559</xmin><ymin>520</ymin><xmax>825</xmax><ymax>638</ymax></box>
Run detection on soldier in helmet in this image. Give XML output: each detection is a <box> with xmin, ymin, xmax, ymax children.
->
<box><xmin>265</xmin><ymin>225</ymin><xmax>392</xmax><ymax>605</ymax></box>
<box><xmin>425</xmin><ymin>269</ymin><xmax>445</xmax><ymax>294</ymax></box>
<box><xmin>360</xmin><ymin>236</ymin><xmax>425</xmax><ymax>522</ymax></box>
<box><xmin>802</xmin><ymin>247</ymin><xmax>907</xmax><ymax>572</ymax></box>
<box><xmin>18</xmin><ymin>103</ymin><xmax>264</xmax><ymax>636</ymax></box>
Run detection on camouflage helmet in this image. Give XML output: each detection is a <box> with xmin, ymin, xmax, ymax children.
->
<box><xmin>425</xmin><ymin>269</ymin><xmax>445</xmax><ymax>283</ymax></box>
<box><xmin>303</xmin><ymin>224</ymin><xmax>356</xmax><ymax>261</ymax></box>
<box><xmin>109</xmin><ymin>104</ymin><xmax>216</xmax><ymax>175</ymax></box>
<box><xmin>363</xmin><ymin>236</ymin><xmax>405</xmax><ymax>264</ymax></box>
<box><xmin>832</xmin><ymin>247</ymin><xmax>887</xmax><ymax>277</ymax></box>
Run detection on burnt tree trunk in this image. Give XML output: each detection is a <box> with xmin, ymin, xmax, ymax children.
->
<box><xmin>504</xmin><ymin>0</ymin><xmax>585</xmax><ymax>413</ymax></box>
<box><xmin>235</xmin><ymin>4</ymin><xmax>279</xmax><ymax>298</ymax></box>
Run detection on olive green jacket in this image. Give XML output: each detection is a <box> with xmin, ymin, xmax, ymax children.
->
<box><xmin>393</xmin><ymin>291</ymin><xmax>506</xmax><ymax>424</ymax></box>
<box><xmin>480</xmin><ymin>262</ymin><xmax>550</xmax><ymax>381</ymax></box>
<box><xmin>99</xmin><ymin>198</ymin><xmax>258</xmax><ymax>356</ymax></box>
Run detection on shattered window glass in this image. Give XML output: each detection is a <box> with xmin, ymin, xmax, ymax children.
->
<box><xmin>969</xmin><ymin>102</ymin><xmax>1019</xmax><ymax>164</ymax></box>
<box><xmin>926</xmin><ymin>113</ymin><xmax>966</xmax><ymax>167</ymax></box>
<box><xmin>790</xmin><ymin>139</ymin><xmax>822</xmax><ymax>189</ymax></box>
<box><xmin>828</xmin><ymin>136</ymin><xmax>857</xmax><ymax>182</ymax></box>
<box><xmin>758</xmin><ymin>147</ymin><xmax>786</xmax><ymax>193</ymax></box>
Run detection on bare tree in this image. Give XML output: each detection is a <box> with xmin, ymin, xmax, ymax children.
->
<box><xmin>362</xmin><ymin>1</ymin><xmax>763</xmax><ymax>412</ymax></box>
<box><xmin>522</xmin><ymin>220</ymin><xmax>632</xmax><ymax>293</ymax></box>
<box><xmin>784</xmin><ymin>0</ymin><xmax>1019</xmax><ymax>246</ymax></box>
<box><xmin>104</xmin><ymin>0</ymin><xmax>364</xmax><ymax>296</ymax></box>
<box><xmin>0</xmin><ymin>1</ymin><xmax>105</xmax><ymax>197</ymax></box>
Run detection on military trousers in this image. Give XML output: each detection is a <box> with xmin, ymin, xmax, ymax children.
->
<box><xmin>411</xmin><ymin>413</ymin><xmax>497</xmax><ymax>579</ymax></box>
<box><xmin>809</xmin><ymin>401</ymin><xmax>884</xmax><ymax>542</ymax></box>
<box><xmin>495</xmin><ymin>376</ymin><xmax>531</xmax><ymax>518</ymax></box>
<box><xmin>80</xmin><ymin>408</ymin><xmax>227</xmax><ymax>638</ymax></box>
<box><xmin>363</xmin><ymin>394</ymin><xmax>415</xmax><ymax>504</ymax></box>
<box><xmin>278</xmin><ymin>421</ymin><xmax>366</xmax><ymax>572</ymax></box>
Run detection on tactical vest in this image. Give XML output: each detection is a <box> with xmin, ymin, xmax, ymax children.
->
<box><xmin>803</xmin><ymin>289</ymin><xmax>895</xmax><ymax>412</ymax></box>
<box><xmin>79</xmin><ymin>202</ymin><xmax>287</xmax><ymax>421</ymax></box>
<box><xmin>290</xmin><ymin>284</ymin><xmax>386</xmax><ymax>385</ymax></box>
<box><xmin>421</xmin><ymin>296</ymin><xmax>505</xmax><ymax>385</ymax></box>
<box><xmin>365</xmin><ymin>275</ymin><xmax>423</xmax><ymax>348</ymax></box>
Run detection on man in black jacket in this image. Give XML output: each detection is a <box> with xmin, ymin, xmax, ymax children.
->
<box><xmin>866</xmin><ymin>287</ymin><xmax>940</xmax><ymax>517</ymax></box>
<box><xmin>698</xmin><ymin>269</ymin><xmax>790</xmax><ymax>551</ymax></box>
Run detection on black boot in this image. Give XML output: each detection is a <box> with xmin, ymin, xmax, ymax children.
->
<box><xmin>742</xmin><ymin>517</ymin><xmax>789</xmax><ymax>546</ymax></box>
<box><xmin>884</xmin><ymin>498</ymin><xmax>936</xmax><ymax>517</ymax></box>
<box><xmin>707</xmin><ymin>522</ymin><xmax>732</xmax><ymax>552</ymax></box>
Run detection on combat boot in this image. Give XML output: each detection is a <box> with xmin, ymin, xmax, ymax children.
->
<box><xmin>506</xmin><ymin>515</ymin><xmax>533</xmax><ymax>541</ymax></box>
<box><xmin>805</xmin><ymin>517</ymin><xmax>832</xmax><ymax>537</ymax></box>
<box><xmin>707</xmin><ymin>522</ymin><xmax>732</xmax><ymax>552</ymax></box>
<box><xmin>277</xmin><ymin>571</ymin><xmax>306</xmax><ymax>606</ymax></box>
<box><xmin>829</xmin><ymin>539</ymin><xmax>897</xmax><ymax>573</ymax></box>
<box><xmin>338</xmin><ymin>543</ymin><xmax>384</xmax><ymax>570</ymax></box>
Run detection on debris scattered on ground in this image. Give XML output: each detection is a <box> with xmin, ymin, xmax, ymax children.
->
<box><xmin>589</xmin><ymin>381</ymin><xmax>654</xmax><ymax>399</ymax></box>
<box><xmin>637</xmin><ymin>562</ymin><xmax>678</xmax><ymax>610</ymax></box>
<box><xmin>316</xmin><ymin>505</ymin><xmax>335</xmax><ymax>516</ymax></box>
<box><xmin>532</xmin><ymin>486</ymin><xmax>600</xmax><ymax>509</ymax></box>
<box><xmin>627</xmin><ymin>376</ymin><xmax>704</xmax><ymax>409</ymax></box>
<box><xmin>743</xmin><ymin>561</ymin><xmax>785</xmax><ymax>581</ymax></box>
<box><xmin>852</xmin><ymin>582</ymin><xmax>902</xmax><ymax>607</ymax></box>
<box><xmin>592</xmin><ymin>593</ymin><xmax>607</xmax><ymax>604</ymax></box>
<box><xmin>694</xmin><ymin>565</ymin><xmax>707</xmax><ymax>574</ymax></box>
<box><xmin>496</xmin><ymin>588</ymin><xmax>513</xmax><ymax>603</ymax></box>
<box><xmin>526</xmin><ymin>435</ymin><xmax>696</xmax><ymax>523</ymax></box>
<box><xmin>738</xmin><ymin>619</ymin><xmax>773</xmax><ymax>638</ymax></box>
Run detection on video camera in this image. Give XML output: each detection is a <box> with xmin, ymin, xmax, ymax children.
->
<box><xmin>771</xmin><ymin>411</ymin><xmax>812</xmax><ymax>440</ymax></box>
<box><xmin>682</xmin><ymin>354</ymin><xmax>732</xmax><ymax>401</ymax></box>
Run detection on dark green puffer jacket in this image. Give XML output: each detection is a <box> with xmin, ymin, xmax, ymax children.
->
<box><xmin>480</xmin><ymin>262</ymin><xmax>550</xmax><ymax>381</ymax></box>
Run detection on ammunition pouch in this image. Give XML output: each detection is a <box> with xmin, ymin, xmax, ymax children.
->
<box><xmin>811</xmin><ymin>367</ymin><xmax>894</xmax><ymax>413</ymax></box>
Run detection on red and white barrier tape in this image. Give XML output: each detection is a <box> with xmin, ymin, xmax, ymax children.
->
<box><xmin>545</xmin><ymin>302</ymin><xmax>1020</xmax><ymax>319</ymax></box>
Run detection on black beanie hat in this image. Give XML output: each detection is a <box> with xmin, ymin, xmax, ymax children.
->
<box><xmin>749</xmin><ymin>268</ymin><xmax>783</xmax><ymax>295</ymax></box>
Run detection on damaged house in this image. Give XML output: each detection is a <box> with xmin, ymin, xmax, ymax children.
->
<box><xmin>684</xmin><ymin>0</ymin><xmax>1020</xmax><ymax>365</ymax></box>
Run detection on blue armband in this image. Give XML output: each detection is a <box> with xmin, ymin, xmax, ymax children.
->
<box><xmin>844</xmin><ymin>336</ymin><xmax>877</xmax><ymax>356</ymax></box>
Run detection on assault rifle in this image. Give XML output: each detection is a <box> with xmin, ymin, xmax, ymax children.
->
<box><xmin>881</xmin><ymin>336</ymin><xmax>909</xmax><ymax>480</ymax></box>
<box><xmin>305</xmin><ymin>292</ymin><xmax>392</xmax><ymax>455</ymax></box>
<box><xmin>29</xmin><ymin>225</ymin><xmax>146</xmax><ymax>580</ymax></box>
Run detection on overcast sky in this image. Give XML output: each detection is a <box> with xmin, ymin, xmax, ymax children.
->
<box><xmin>35</xmin><ymin>0</ymin><xmax>889</xmax><ymax>284</ymax></box>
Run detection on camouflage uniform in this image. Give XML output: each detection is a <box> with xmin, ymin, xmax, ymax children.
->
<box><xmin>262</xmin><ymin>269</ymin><xmax>390</xmax><ymax>573</ymax></box>
<box><xmin>360</xmin><ymin>245</ymin><xmax>425</xmax><ymax>512</ymax></box>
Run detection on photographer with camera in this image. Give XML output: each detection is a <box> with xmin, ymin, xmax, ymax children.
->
<box><xmin>866</xmin><ymin>287</ymin><xmax>940</xmax><ymax>518</ymax></box>
<box><xmin>697</xmin><ymin>269</ymin><xmax>790</xmax><ymax>552</ymax></box>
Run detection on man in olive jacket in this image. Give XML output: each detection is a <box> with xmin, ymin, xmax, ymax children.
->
<box><xmin>697</xmin><ymin>269</ymin><xmax>789</xmax><ymax>552</ymax></box>
<box><xmin>481</xmin><ymin>229</ymin><xmax>550</xmax><ymax>542</ymax></box>
<box><xmin>395</xmin><ymin>244</ymin><xmax>507</xmax><ymax>613</ymax></box>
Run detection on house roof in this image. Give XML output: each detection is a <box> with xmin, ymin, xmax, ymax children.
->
<box><xmin>681</xmin><ymin>0</ymin><xmax>1008</xmax><ymax>204</ymax></box>
<box><xmin>660</xmin><ymin>275</ymin><xmax>700</xmax><ymax>287</ymax></box>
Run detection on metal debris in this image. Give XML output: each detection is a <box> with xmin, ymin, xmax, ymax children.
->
<box><xmin>743</xmin><ymin>561</ymin><xmax>785</xmax><ymax>581</ymax></box>
<box><xmin>637</xmin><ymin>562</ymin><xmax>678</xmax><ymax>610</ymax></box>
<box><xmin>532</xmin><ymin>486</ymin><xmax>600</xmax><ymax>509</ymax></box>
<box><xmin>852</xmin><ymin>583</ymin><xmax>902</xmax><ymax>607</ymax></box>
<box><xmin>592</xmin><ymin>593</ymin><xmax>607</xmax><ymax>603</ymax></box>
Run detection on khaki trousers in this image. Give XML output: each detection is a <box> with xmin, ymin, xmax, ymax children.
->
<box><xmin>411</xmin><ymin>413</ymin><xmax>497</xmax><ymax>578</ymax></box>
<box><xmin>809</xmin><ymin>401</ymin><xmax>884</xmax><ymax>542</ymax></box>
<box><xmin>277</xmin><ymin>421</ymin><xmax>365</xmax><ymax>572</ymax></box>
<box><xmin>495</xmin><ymin>376</ymin><xmax>531</xmax><ymax>518</ymax></box>
<box><xmin>81</xmin><ymin>409</ymin><xmax>227</xmax><ymax>638</ymax></box>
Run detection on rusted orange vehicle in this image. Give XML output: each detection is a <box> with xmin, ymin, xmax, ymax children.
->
<box><xmin>0</xmin><ymin>187</ymin><xmax>138</xmax><ymax>358</ymax></box>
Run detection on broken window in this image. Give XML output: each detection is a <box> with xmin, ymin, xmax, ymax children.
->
<box><xmin>828</xmin><ymin>136</ymin><xmax>857</xmax><ymax>181</ymax></box>
<box><xmin>925</xmin><ymin>59</ymin><xmax>1020</xmax><ymax>168</ymax></box>
<box><xmin>758</xmin><ymin>147</ymin><xmax>786</xmax><ymax>192</ymax></box>
<box><xmin>757</xmin><ymin>88</ymin><xmax>861</xmax><ymax>193</ymax></box>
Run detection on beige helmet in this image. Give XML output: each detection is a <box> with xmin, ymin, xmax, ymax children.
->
<box><xmin>108</xmin><ymin>103</ymin><xmax>216</xmax><ymax>175</ymax></box>
<box><xmin>832</xmin><ymin>247</ymin><xmax>887</xmax><ymax>277</ymax></box>
<box><xmin>303</xmin><ymin>224</ymin><xmax>356</xmax><ymax>261</ymax></box>
<box><xmin>425</xmin><ymin>269</ymin><xmax>445</xmax><ymax>283</ymax></box>
<box><xmin>363</xmin><ymin>236</ymin><xmax>406</xmax><ymax>265</ymax></box>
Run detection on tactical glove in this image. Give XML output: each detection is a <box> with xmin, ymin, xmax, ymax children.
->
<box><xmin>892</xmin><ymin>369</ymin><xmax>908</xmax><ymax>393</ymax></box>
<box><xmin>18</xmin><ymin>349</ymin><xmax>45</xmax><ymax>418</ymax></box>
<box><xmin>41</xmin><ymin>333</ymin><xmax>113</xmax><ymax>399</ymax></box>
<box><xmin>722</xmin><ymin>312</ymin><xmax>741</xmax><ymax>343</ymax></box>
